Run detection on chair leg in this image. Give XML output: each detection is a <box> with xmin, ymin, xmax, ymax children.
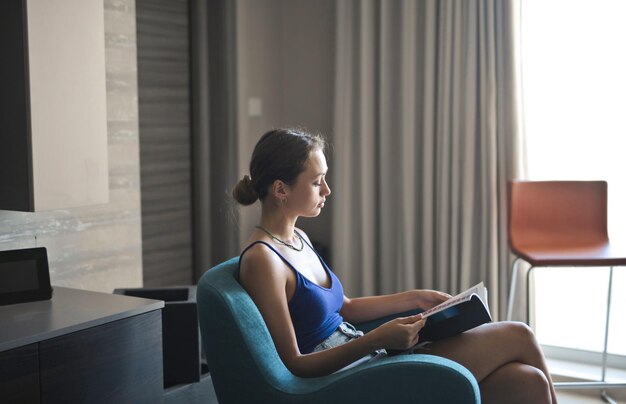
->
<box><xmin>601</xmin><ymin>389</ymin><xmax>617</xmax><ymax>404</ymax></box>
<box><xmin>601</xmin><ymin>266</ymin><xmax>614</xmax><ymax>382</ymax></box>
<box><xmin>525</xmin><ymin>265</ymin><xmax>535</xmax><ymax>327</ymax></box>
<box><xmin>600</xmin><ymin>266</ymin><xmax>615</xmax><ymax>403</ymax></box>
<box><xmin>506</xmin><ymin>257</ymin><xmax>521</xmax><ymax>321</ymax></box>
<box><xmin>554</xmin><ymin>267</ymin><xmax>624</xmax><ymax>402</ymax></box>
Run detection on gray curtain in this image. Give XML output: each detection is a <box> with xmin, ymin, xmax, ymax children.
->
<box><xmin>190</xmin><ymin>0</ymin><xmax>239</xmax><ymax>280</ymax></box>
<box><xmin>332</xmin><ymin>0</ymin><xmax>519</xmax><ymax>319</ymax></box>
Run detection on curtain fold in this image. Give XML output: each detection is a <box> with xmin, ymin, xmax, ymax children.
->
<box><xmin>190</xmin><ymin>0</ymin><xmax>239</xmax><ymax>281</ymax></box>
<box><xmin>332</xmin><ymin>0</ymin><xmax>519</xmax><ymax>319</ymax></box>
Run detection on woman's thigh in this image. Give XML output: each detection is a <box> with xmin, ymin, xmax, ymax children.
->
<box><xmin>413</xmin><ymin>321</ymin><xmax>540</xmax><ymax>382</ymax></box>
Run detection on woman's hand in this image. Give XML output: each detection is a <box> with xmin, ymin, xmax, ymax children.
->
<box><xmin>370</xmin><ymin>314</ymin><xmax>427</xmax><ymax>350</ymax></box>
<box><xmin>413</xmin><ymin>289</ymin><xmax>452</xmax><ymax>311</ymax></box>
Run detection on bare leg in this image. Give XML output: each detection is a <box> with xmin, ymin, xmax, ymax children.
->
<box><xmin>415</xmin><ymin>321</ymin><xmax>557</xmax><ymax>403</ymax></box>
<box><xmin>480</xmin><ymin>362</ymin><xmax>551</xmax><ymax>403</ymax></box>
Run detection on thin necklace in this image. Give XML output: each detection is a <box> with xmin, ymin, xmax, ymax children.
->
<box><xmin>255</xmin><ymin>225</ymin><xmax>304</xmax><ymax>252</ymax></box>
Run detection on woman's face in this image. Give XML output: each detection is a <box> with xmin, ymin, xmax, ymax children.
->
<box><xmin>286</xmin><ymin>149</ymin><xmax>331</xmax><ymax>217</ymax></box>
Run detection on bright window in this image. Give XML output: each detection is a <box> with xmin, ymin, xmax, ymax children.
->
<box><xmin>520</xmin><ymin>0</ymin><xmax>626</xmax><ymax>365</ymax></box>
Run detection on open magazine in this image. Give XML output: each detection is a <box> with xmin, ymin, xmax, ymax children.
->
<box><xmin>418</xmin><ymin>282</ymin><xmax>492</xmax><ymax>343</ymax></box>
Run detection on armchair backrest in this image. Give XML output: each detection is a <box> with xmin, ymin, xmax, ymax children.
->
<box><xmin>197</xmin><ymin>257</ymin><xmax>296</xmax><ymax>402</ymax></box>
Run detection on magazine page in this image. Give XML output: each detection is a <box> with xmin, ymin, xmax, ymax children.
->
<box><xmin>421</xmin><ymin>282</ymin><xmax>486</xmax><ymax>318</ymax></box>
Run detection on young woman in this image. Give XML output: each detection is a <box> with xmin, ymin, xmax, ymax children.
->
<box><xmin>233</xmin><ymin>128</ymin><xmax>558</xmax><ymax>404</ymax></box>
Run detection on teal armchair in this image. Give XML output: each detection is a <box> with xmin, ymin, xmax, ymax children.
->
<box><xmin>197</xmin><ymin>257</ymin><xmax>480</xmax><ymax>403</ymax></box>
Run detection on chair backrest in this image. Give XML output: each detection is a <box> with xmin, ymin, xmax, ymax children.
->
<box><xmin>196</xmin><ymin>257</ymin><xmax>298</xmax><ymax>402</ymax></box>
<box><xmin>508</xmin><ymin>180</ymin><xmax>609</xmax><ymax>253</ymax></box>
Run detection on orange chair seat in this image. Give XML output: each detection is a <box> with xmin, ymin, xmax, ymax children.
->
<box><xmin>513</xmin><ymin>242</ymin><xmax>626</xmax><ymax>266</ymax></box>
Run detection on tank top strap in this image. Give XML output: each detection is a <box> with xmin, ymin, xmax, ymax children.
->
<box><xmin>294</xmin><ymin>229</ymin><xmax>311</xmax><ymax>249</ymax></box>
<box><xmin>237</xmin><ymin>240</ymin><xmax>303</xmax><ymax>281</ymax></box>
<box><xmin>294</xmin><ymin>230</ymin><xmax>332</xmax><ymax>272</ymax></box>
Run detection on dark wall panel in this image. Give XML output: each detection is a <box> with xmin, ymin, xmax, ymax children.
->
<box><xmin>137</xmin><ymin>0</ymin><xmax>193</xmax><ymax>286</ymax></box>
<box><xmin>0</xmin><ymin>0</ymin><xmax>32</xmax><ymax>211</ymax></box>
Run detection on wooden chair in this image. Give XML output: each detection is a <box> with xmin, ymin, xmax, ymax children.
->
<box><xmin>506</xmin><ymin>180</ymin><xmax>626</xmax><ymax>399</ymax></box>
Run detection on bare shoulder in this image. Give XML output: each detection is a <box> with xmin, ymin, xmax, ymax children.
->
<box><xmin>239</xmin><ymin>242</ymin><xmax>287</xmax><ymax>286</ymax></box>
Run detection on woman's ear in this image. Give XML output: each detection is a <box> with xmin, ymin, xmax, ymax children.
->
<box><xmin>271</xmin><ymin>180</ymin><xmax>289</xmax><ymax>203</ymax></box>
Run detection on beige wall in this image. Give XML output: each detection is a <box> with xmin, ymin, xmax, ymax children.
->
<box><xmin>236</xmin><ymin>0</ymin><xmax>282</xmax><ymax>249</ymax></box>
<box><xmin>0</xmin><ymin>0</ymin><xmax>142</xmax><ymax>292</ymax></box>
<box><xmin>236</xmin><ymin>0</ymin><xmax>335</xmax><ymax>252</ymax></box>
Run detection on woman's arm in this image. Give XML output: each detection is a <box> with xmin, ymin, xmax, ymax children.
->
<box><xmin>340</xmin><ymin>290</ymin><xmax>451</xmax><ymax>324</ymax></box>
<box><xmin>240</xmin><ymin>244</ymin><xmax>426</xmax><ymax>378</ymax></box>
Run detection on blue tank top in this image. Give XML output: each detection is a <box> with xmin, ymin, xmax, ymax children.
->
<box><xmin>239</xmin><ymin>237</ymin><xmax>344</xmax><ymax>354</ymax></box>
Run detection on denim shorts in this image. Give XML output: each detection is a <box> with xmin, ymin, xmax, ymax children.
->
<box><xmin>313</xmin><ymin>322</ymin><xmax>387</xmax><ymax>372</ymax></box>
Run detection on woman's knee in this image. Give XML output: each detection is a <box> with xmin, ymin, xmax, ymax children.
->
<box><xmin>504</xmin><ymin>321</ymin><xmax>538</xmax><ymax>345</ymax></box>
<box><xmin>519</xmin><ymin>365</ymin><xmax>551</xmax><ymax>403</ymax></box>
<box><xmin>507</xmin><ymin>320</ymin><xmax>533</xmax><ymax>335</ymax></box>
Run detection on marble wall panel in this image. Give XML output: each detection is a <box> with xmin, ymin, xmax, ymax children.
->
<box><xmin>0</xmin><ymin>0</ymin><xmax>143</xmax><ymax>293</ymax></box>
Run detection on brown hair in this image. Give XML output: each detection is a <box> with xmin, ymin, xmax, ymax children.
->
<box><xmin>232</xmin><ymin>128</ymin><xmax>327</xmax><ymax>206</ymax></box>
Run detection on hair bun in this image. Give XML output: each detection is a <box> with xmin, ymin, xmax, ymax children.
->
<box><xmin>232</xmin><ymin>174</ymin><xmax>259</xmax><ymax>205</ymax></box>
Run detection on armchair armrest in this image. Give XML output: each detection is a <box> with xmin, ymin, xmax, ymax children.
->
<box><xmin>294</xmin><ymin>354</ymin><xmax>480</xmax><ymax>403</ymax></box>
